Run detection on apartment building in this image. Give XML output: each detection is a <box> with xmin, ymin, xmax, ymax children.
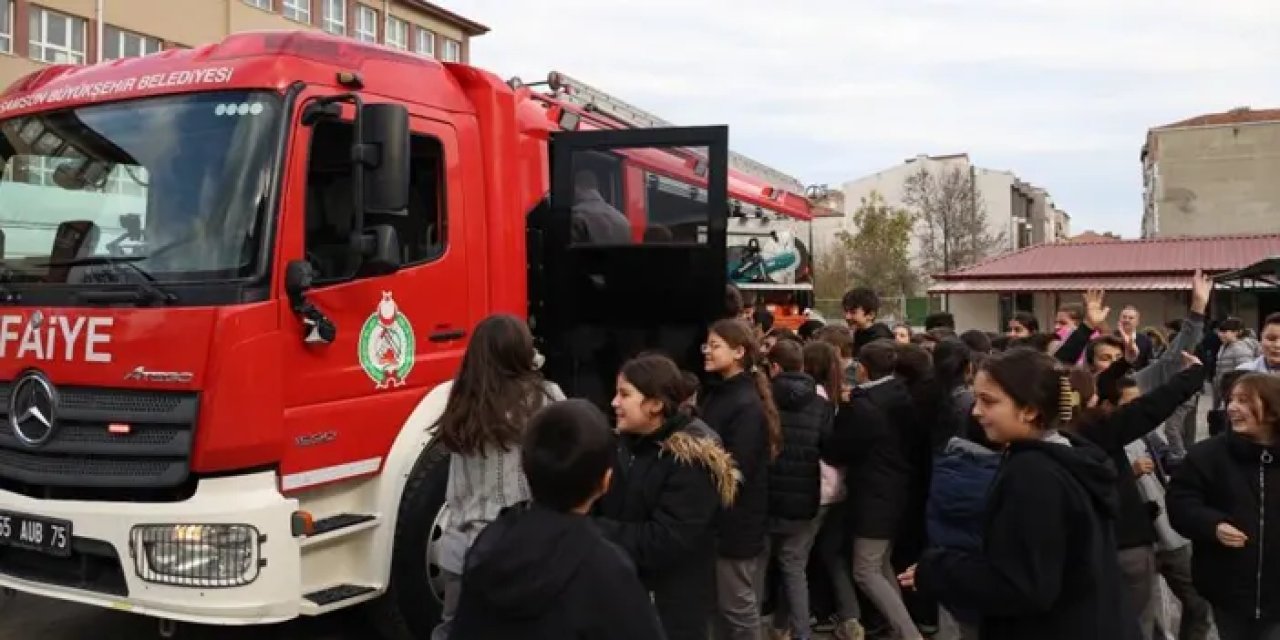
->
<box><xmin>0</xmin><ymin>0</ymin><xmax>488</xmax><ymax>87</ymax></box>
<box><xmin>813</xmin><ymin>153</ymin><xmax>1069</xmax><ymax>271</ymax></box>
<box><xmin>1141</xmin><ymin>107</ymin><xmax>1280</xmax><ymax>238</ymax></box>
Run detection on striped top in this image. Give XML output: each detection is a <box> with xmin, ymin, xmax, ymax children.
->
<box><xmin>436</xmin><ymin>379</ymin><xmax>565</xmax><ymax>575</ymax></box>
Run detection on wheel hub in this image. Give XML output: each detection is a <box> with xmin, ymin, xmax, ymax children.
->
<box><xmin>424</xmin><ymin>501</ymin><xmax>452</xmax><ymax>605</ymax></box>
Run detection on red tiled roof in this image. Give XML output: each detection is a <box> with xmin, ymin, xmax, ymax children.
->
<box><xmin>935</xmin><ymin>234</ymin><xmax>1280</xmax><ymax>281</ymax></box>
<box><xmin>930</xmin><ymin>275</ymin><xmax>1189</xmax><ymax>293</ymax></box>
<box><xmin>1156</xmin><ymin>108</ymin><xmax>1280</xmax><ymax>130</ymax></box>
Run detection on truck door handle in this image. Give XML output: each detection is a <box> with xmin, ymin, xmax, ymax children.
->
<box><xmin>428</xmin><ymin>328</ymin><xmax>466</xmax><ymax>343</ymax></box>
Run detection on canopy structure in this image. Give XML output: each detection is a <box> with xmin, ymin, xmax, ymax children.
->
<box><xmin>1214</xmin><ymin>256</ymin><xmax>1280</xmax><ymax>290</ymax></box>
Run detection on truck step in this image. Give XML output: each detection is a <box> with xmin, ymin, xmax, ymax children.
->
<box><xmin>310</xmin><ymin>513</ymin><xmax>377</xmax><ymax>536</ymax></box>
<box><xmin>304</xmin><ymin>583</ymin><xmax>377</xmax><ymax>606</ymax></box>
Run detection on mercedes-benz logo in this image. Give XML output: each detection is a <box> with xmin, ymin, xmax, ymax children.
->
<box><xmin>9</xmin><ymin>372</ymin><xmax>57</xmax><ymax>447</ymax></box>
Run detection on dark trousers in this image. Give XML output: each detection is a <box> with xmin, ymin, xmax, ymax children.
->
<box><xmin>1156</xmin><ymin>545</ymin><xmax>1213</xmax><ymax>640</ymax></box>
<box><xmin>1215</xmin><ymin>608</ymin><xmax>1280</xmax><ymax>640</ymax></box>
<box><xmin>651</xmin><ymin>555</ymin><xmax>717</xmax><ymax>640</ymax></box>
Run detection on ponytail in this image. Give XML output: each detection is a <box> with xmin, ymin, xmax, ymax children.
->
<box><xmin>751</xmin><ymin>367</ymin><xmax>783</xmax><ymax>460</ymax></box>
<box><xmin>710</xmin><ymin>318</ymin><xmax>784</xmax><ymax>460</ymax></box>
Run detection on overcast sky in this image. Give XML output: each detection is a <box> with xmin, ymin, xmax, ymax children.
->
<box><xmin>450</xmin><ymin>0</ymin><xmax>1280</xmax><ymax>237</ymax></box>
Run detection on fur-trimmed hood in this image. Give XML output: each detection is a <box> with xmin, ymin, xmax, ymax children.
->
<box><xmin>660</xmin><ymin>418</ymin><xmax>739</xmax><ymax>507</ymax></box>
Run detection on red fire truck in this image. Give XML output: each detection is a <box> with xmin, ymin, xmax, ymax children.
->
<box><xmin>0</xmin><ymin>30</ymin><xmax>811</xmax><ymax>636</ymax></box>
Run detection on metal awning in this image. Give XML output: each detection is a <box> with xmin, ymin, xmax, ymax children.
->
<box><xmin>1214</xmin><ymin>256</ymin><xmax>1280</xmax><ymax>290</ymax></box>
<box><xmin>929</xmin><ymin>275</ymin><xmax>1190</xmax><ymax>294</ymax></box>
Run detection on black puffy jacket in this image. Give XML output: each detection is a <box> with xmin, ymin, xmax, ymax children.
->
<box><xmin>596</xmin><ymin>414</ymin><xmax>737</xmax><ymax>640</ymax></box>
<box><xmin>699</xmin><ymin>372</ymin><xmax>771</xmax><ymax>559</ymax></box>
<box><xmin>767</xmin><ymin>372</ymin><xmax>831</xmax><ymax>521</ymax></box>
<box><xmin>1168</xmin><ymin>430</ymin><xmax>1280</xmax><ymax>622</ymax></box>
<box><xmin>823</xmin><ymin>383</ymin><xmax>908</xmax><ymax>539</ymax></box>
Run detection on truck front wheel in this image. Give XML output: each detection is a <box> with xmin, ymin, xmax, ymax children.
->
<box><xmin>367</xmin><ymin>444</ymin><xmax>450</xmax><ymax>640</ymax></box>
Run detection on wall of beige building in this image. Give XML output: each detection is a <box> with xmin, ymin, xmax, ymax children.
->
<box><xmin>1145</xmin><ymin>122</ymin><xmax>1280</xmax><ymax>238</ymax></box>
<box><xmin>0</xmin><ymin>0</ymin><xmax>476</xmax><ymax>89</ymax></box>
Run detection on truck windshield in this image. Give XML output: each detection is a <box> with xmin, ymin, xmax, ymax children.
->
<box><xmin>0</xmin><ymin>90</ymin><xmax>281</xmax><ymax>284</ymax></box>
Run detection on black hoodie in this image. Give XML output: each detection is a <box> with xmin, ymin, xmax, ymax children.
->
<box><xmin>916</xmin><ymin>431</ymin><xmax>1138</xmax><ymax>640</ymax></box>
<box><xmin>767</xmin><ymin>371</ymin><xmax>831</xmax><ymax>521</ymax></box>
<box><xmin>449</xmin><ymin>503</ymin><xmax>666</xmax><ymax>640</ymax></box>
<box><xmin>823</xmin><ymin>381</ymin><xmax>909</xmax><ymax>539</ymax></box>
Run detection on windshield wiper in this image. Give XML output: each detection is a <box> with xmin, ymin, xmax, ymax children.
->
<box><xmin>38</xmin><ymin>256</ymin><xmax>177</xmax><ymax>304</ymax></box>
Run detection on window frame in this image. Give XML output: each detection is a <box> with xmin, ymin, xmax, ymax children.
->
<box><xmin>441</xmin><ymin>38</ymin><xmax>461</xmax><ymax>62</ymax></box>
<box><xmin>102</xmin><ymin>25</ymin><xmax>163</xmax><ymax>61</ymax></box>
<box><xmin>385</xmin><ymin>15</ymin><xmax>408</xmax><ymax>50</ymax></box>
<box><xmin>242</xmin><ymin>0</ymin><xmax>272</xmax><ymax>10</ymax></box>
<box><xmin>281</xmin><ymin>0</ymin><xmax>311</xmax><ymax>23</ymax></box>
<box><xmin>354</xmin><ymin>5</ymin><xmax>378</xmax><ymax>43</ymax></box>
<box><xmin>415</xmin><ymin>28</ymin><xmax>435</xmax><ymax>57</ymax></box>
<box><xmin>321</xmin><ymin>0</ymin><xmax>345</xmax><ymax>35</ymax></box>
<box><xmin>28</xmin><ymin>6</ymin><xmax>87</xmax><ymax>65</ymax></box>
<box><xmin>302</xmin><ymin>120</ymin><xmax>449</xmax><ymax>285</ymax></box>
<box><xmin>0</xmin><ymin>0</ymin><xmax>13</xmax><ymax>54</ymax></box>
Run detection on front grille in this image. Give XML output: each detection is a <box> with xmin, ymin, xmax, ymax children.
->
<box><xmin>0</xmin><ymin>384</ymin><xmax>198</xmax><ymax>493</ymax></box>
<box><xmin>0</xmin><ymin>536</ymin><xmax>128</xmax><ymax>596</ymax></box>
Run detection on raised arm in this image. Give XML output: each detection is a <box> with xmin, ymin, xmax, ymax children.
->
<box><xmin>1135</xmin><ymin>271</ymin><xmax>1210</xmax><ymax>393</ymax></box>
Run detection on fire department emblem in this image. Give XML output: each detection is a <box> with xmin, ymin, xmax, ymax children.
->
<box><xmin>358</xmin><ymin>292</ymin><xmax>415</xmax><ymax>389</ymax></box>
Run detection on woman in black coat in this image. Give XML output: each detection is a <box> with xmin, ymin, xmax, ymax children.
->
<box><xmin>1168</xmin><ymin>372</ymin><xmax>1280</xmax><ymax>640</ymax></box>
<box><xmin>596</xmin><ymin>354</ymin><xmax>738</xmax><ymax>640</ymax></box>
<box><xmin>899</xmin><ymin>348</ymin><xmax>1136</xmax><ymax>640</ymax></box>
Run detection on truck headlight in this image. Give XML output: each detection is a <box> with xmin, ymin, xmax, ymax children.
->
<box><xmin>130</xmin><ymin>524</ymin><xmax>263</xmax><ymax>587</ymax></box>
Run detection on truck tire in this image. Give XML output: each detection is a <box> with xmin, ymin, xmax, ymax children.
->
<box><xmin>366</xmin><ymin>444</ymin><xmax>451</xmax><ymax>640</ymax></box>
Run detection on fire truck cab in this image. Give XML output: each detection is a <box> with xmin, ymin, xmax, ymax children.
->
<box><xmin>0</xmin><ymin>30</ymin><xmax>809</xmax><ymax>636</ymax></box>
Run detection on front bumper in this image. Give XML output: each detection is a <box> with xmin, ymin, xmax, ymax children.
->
<box><xmin>0</xmin><ymin>470</ymin><xmax>301</xmax><ymax>625</ymax></box>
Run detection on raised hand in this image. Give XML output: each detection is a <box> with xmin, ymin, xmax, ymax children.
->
<box><xmin>1181</xmin><ymin>350</ymin><xmax>1203</xmax><ymax>370</ymax></box>
<box><xmin>1083</xmin><ymin>289</ymin><xmax>1110</xmax><ymax>329</ymax></box>
<box><xmin>1191</xmin><ymin>269</ymin><xmax>1212</xmax><ymax>315</ymax></box>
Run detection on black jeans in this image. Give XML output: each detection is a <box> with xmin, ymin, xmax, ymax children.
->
<box><xmin>1215</xmin><ymin>608</ymin><xmax>1280</xmax><ymax>640</ymax></box>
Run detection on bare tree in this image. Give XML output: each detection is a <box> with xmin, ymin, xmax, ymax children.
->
<box><xmin>902</xmin><ymin>165</ymin><xmax>1006</xmax><ymax>275</ymax></box>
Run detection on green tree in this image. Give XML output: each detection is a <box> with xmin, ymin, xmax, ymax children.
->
<box><xmin>815</xmin><ymin>191</ymin><xmax>918</xmax><ymax>301</ymax></box>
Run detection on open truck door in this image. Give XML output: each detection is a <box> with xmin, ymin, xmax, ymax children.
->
<box><xmin>530</xmin><ymin>125</ymin><xmax>729</xmax><ymax>409</ymax></box>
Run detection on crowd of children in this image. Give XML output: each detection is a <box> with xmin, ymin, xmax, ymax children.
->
<box><xmin>427</xmin><ymin>269</ymin><xmax>1280</xmax><ymax>640</ymax></box>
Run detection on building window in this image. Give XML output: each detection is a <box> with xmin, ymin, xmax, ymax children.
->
<box><xmin>243</xmin><ymin>0</ymin><xmax>272</xmax><ymax>10</ymax></box>
<box><xmin>103</xmin><ymin>26</ymin><xmax>163</xmax><ymax>60</ymax></box>
<box><xmin>415</xmin><ymin>28</ymin><xmax>434</xmax><ymax>57</ymax></box>
<box><xmin>322</xmin><ymin>0</ymin><xmax>345</xmax><ymax>35</ymax></box>
<box><xmin>441</xmin><ymin>38</ymin><xmax>461</xmax><ymax>62</ymax></box>
<box><xmin>354</xmin><ymin>5</ymin><xmax>377</xmax><ymax>43</ymax></box>
<box><xmin>282</xmin><ymin>0</ymin><xmax>310</xmax><ymax>23</ymax></box>
<box><xmin>385</xmin><ymin>16</ymin><xmax>408</xmax><ymax>50</ymax></box>
<box><xmin>29</xmin><ymin>7</ymin><xmax>86</xmax><ymax>64</ymax></box>
<box><xmin>0</xmin><ymin>1</ymin><xmax>12</xmax><ymax>54</ymax></box>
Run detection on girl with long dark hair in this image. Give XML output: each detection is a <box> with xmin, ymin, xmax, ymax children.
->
<box><xmin>900</xmin><ymin>348</ymin><xmax>1133</xmax><ymax>639</ymax></box>
<box><xmin>699</xmin><ymin>318</ymin><xmax>781</xmax><ymax>640</ymax></box>
<box><xmin>596</xmin><ymin>354</ymin><xmax>737</xmax><ymax>640</ymax></box>
<box><xmin>432</xmin><ymin>314</ymin><xmax>565</xmax><ymax>640</ymax></box>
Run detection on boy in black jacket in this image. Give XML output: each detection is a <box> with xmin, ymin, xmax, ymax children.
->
<box><xmin>450</xmin><ymin>400</ymin><xmax>666</xmax><ymax>640</ymax></box>
<box><xmin>764</xmin><ymin>340</ymin><xmax>832</xmax><ymax>640</ymax></box>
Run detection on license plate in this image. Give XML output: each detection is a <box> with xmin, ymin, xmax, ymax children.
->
<box><xmin>0</xmin><ymin>510</ymin><xmax>72</xmax><ymax>557</ymax></box>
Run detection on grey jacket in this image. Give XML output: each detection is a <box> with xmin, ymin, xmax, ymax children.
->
<box><xmin>1135</xmin><ymin>312</ymin><xmax>1203</xmax><ymax>456</ymax></box>
<box><xmin>1219</xmin><ymin>340</ymin><xmax>1259</xmax><ymax>380</ymax></box>
<box><xmin>570</xmin><ymin>191</ymin><xmax>632</xmax><ymax>244</ymax></box>
<box><xmin>437</xmin><ymin>380</ymin><xmax>566</xmax><ymax>575</ymax></box>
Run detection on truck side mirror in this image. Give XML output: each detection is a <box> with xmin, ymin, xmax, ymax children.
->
<box><xmin>360</xmin><ymin>103</ymin><xmax>410</xmax><ymax>215</ymax></box>
<box><xmin>284</xmin><ymin>260</ymin><xmax>314</xmax><ymax>308</ymax></box>
<box><xmin>356</xmin><ymin>224</ymin><xmax>402</xmax><ymax>277</ymax></box>
<box><xmin>284</xmin><ymin>259</ymin><xmax>336</xmax><ymax>346</ymax></box>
